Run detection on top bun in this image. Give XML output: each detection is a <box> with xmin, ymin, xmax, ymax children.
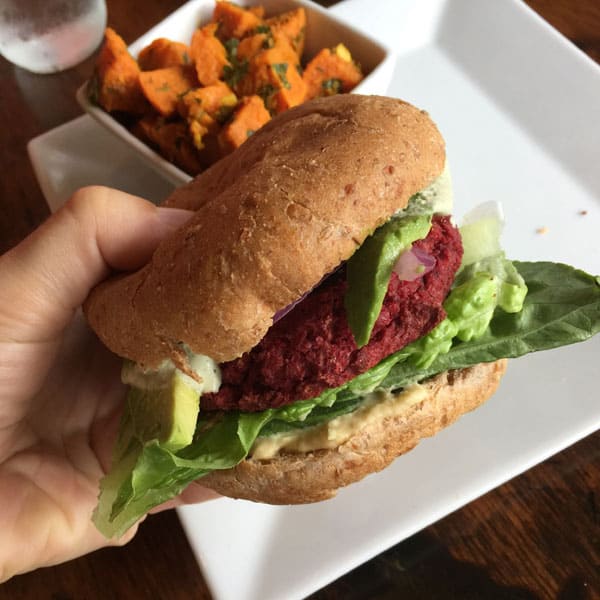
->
<box><xmin>84</xmin><ymin>95</ymin><xmax>445</xmax><ymax>368</ymax></box>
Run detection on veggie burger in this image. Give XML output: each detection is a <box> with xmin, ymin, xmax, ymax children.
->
<box><xmin>84</xmin><ymin>94</ymin><xmax>600</xmax><ymax>538</ymax></box>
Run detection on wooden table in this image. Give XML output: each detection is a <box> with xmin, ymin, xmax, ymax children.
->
<box><xmin>1</xmin><ymin>1</ymin><xmax>598</xmax><ymax>598</ymax></box>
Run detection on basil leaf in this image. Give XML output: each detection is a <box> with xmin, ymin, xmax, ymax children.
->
<box><xmin>381</xmin><ymin>261</ymin><xmax>600</xmax><ymax>388</ymax></box>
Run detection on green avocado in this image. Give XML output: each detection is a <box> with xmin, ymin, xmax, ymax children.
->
<box><xmin>127</xmin><ymin>370</ymin><xmax>200</xmax><ymax>452</ymax></box>
<box><xmin>344</xmin><ymin>214</ymin><xmax>432</xmax><ymax>348</ymax></box>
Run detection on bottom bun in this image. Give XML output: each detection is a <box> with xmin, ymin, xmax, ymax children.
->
<box><xmin>201</xmin><ymin>360</ymin><xmax>507</xmax><ymax>504</ymax></box>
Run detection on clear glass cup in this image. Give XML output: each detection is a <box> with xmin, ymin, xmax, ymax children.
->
<box><xmin>0</xmin><ymin>0</ymin><xmax>107</xmax><ymax>74</ymax></box>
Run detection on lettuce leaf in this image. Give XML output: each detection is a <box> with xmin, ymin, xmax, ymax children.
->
<box><xmin>94</xmin><ymin>409</ymin><xmax>272</xmax><ymax>538</ymax></box>
<box><xmin>459</xmin><ymin>204</ymin><xmax>504</xmax><ymax>266</ymax></box>
<box><xmin>94</xmin><ymin>261</ymin><xmax>600</xmax><ymax>539</ymax></box>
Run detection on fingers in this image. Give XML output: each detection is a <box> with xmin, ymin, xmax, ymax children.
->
<box><xmin>0</xmin><ymin>186</ymin><xmax>193</xmax><ymax>344</ymax></box>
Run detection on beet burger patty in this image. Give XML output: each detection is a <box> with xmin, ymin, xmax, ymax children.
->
<box><xmin>204</xmin><ymin>215</ymin><xmax>463</xmax><ymax>412</ymax></box>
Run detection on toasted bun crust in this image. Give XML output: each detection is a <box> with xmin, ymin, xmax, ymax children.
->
<box><xmin>199</xmin><ymin>360</ymin><xmax>507</xmax><ymax>504</ymax></box>
<box><xmin>84</xmin><ymin>95</ymin><xmax>445</xmax><ymax>367</ymax></box>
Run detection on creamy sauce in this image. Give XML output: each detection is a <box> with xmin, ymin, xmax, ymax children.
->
<box><xmin>425</xmin><ymin>161</ymin><xmax>453</xmax><ymax>215</ymax></box>
<box><xmin>400</xmin><ymin>162</ymin><xmax>453</xmax><ymax>217</ymax></box>
<box><xmin>122</xmin><ymin>349</ymin><xmax>221</xmax><ymax>395</ymax></box>
<box><xmin>185</xmin><ymin>353</ymin><xmax>221</xmax><ymax>394</ymax></box>
<box><xmin>250</xmin><ymin>384</ymin><xmax>428</xmax><ymax>459</ymax></box>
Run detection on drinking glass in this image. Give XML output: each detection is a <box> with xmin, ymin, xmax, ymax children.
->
<box><xmin>0</xmin><ymin>0</ymin><xmax>107</xmax><ymax>74</ymax></box>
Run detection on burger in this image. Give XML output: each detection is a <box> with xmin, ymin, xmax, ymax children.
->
<box><xmin>84</xmin><ymin>94</ymin><xmax>600</xmax><ymax>537</ymax></box>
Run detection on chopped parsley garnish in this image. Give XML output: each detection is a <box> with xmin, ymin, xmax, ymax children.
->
<box><xmin>223</xmin><ymin>38</ymin><xmax>248</xmax><ymax>88</ymax></box>
<box><xmin>224</xmin><ymin>38</ymin><xmax>239</xmax><ymax>59</ymax></box>
<box><xmin>262</xmin><ymin>35</ymin><xmax>275</xmax><ymax>49</ymax></box>
<box><xmin>257</xmin><ymin>83</ymin><xmax>277</xmax><ymax>106</ymax></box>
<box><xmin>321</xmin><ymin>78</ymin><xmax>342</xmax><ymax>95</ymax></box>
<box><xmin>293</xmin><ymin>26</ymin><xmax>306</xmax><ymax>48</ymax></box>
<box><xmin>272</xmin><ymin>63</ymin><xmax>290</xmax><ymax>89</ymax></box>
<box><xmin>216</xmin><ymin>104</ymin><xmax>235</xmax><ymax>124</ymax></box>
<box><xmin>223</xmin><ymin>62</ymin><xmax>248</xmax><ymax>88</ymax></box>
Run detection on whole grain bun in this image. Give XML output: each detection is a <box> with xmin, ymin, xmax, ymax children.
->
<box><xmin>200</xmin><ymin>360</ymin><xmax>507</xmax><ymax>504</ymax></box>
<box><xmin>85</xmin><ymin>94</ymin><xmax>445</xmax><ymax>368</ymax></box>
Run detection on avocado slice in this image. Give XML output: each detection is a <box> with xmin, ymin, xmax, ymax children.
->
<box><xmin>126</xmin><ymin>370</ymin><xmax>200</xmax><ymax>452</ymax></box>
<box><xmin>345</xmin><ymin>213</ymin><xmax>432</xmax><ymax>348</ymax></box>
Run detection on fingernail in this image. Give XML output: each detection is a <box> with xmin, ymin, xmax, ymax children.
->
<box><xmin>155</xmin><ymin>207</ymin><xmax>195</xmax><ymax>231</ymax></box>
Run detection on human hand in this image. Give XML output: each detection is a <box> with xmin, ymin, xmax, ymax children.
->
<box><xmin>0</xmin><ymin>187</ymin><xmax>216</xmax><ymax>582</ymax></box>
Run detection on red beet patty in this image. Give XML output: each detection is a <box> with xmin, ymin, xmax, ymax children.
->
<box><xmin>202</xmin><ymin>215</ymin><xmax>463</xmax><ymax>412</ymax></box>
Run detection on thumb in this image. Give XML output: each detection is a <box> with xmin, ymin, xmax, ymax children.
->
<box><xmin>0</xmin><ymin>186</ymin><xmax>193</xmax><ymax>344</ymax></box>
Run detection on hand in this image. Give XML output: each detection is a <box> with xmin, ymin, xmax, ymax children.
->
<box><xmin>0</xmin><ymin>187</ymin><xmax>215</xmax><ymax>582</ymax></box>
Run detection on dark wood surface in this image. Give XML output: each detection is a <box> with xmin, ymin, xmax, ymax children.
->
<box><xmin>1</xmin><ymin>1</ymin><xmax>599</xmax><ymax>598</ymax></box>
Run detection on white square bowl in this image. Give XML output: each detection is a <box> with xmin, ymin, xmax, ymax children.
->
<box><xmin>76</xmin><ymin>0</ymin><xmax>395</xmax><ymax>186</ymax></box>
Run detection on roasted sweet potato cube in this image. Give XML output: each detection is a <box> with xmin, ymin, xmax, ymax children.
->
<box><xmin>236</xmin><ymin>31</ymin><xmax>273</xmax><ymax>62</ymax></box>
<box><xmin>135</xmin><ymin>116</ymin><xmax>204</xmax><ymax>175</ymax></box>
<box><xmin>138</xmin><ymin>65</ymin><xmax>197</xmax><ymax>117</ymax></box>
<box><xmin>303</xmin><ymin>44</ymin><xmax>363</xmax><ymax>100</ymax></box>
<box><xmin>270</xmin><ymin>62</ymin><xmax>306</xmax><ymax>113</ymax></box>
<box><xmin>235</xmin><ymin>34</ymin><xmax>294</xmax><ymax>93</ymax></box>
<box><xmin>190</xmin><ymin>23</ymin><xmax>230</xmax><ymax>86</ymax></box>
<box><xmin>212</xmin><ymin>1</ymin><xmax>263</xmax><ymax>40</ymax></box>
<box><xmin>219</xmin><ymin>95</ymin><xmax>270</xmax><ymax>153</ymax></box>
<box><xmin>266</xmin><ymin>8</ymin><xmax>306</xmax><ymax>57</ymax></box>
<box><xmin>138</xmin><ymin>38</ymin><xmax>191</xmax><ymax>70</ymax></box>
<box><xmin>94</xmin><ymin>28</ymin><xmax>147</xmax><ymax>114</ymax></box>
<box><xmin>237</xmin><ymin>45</ymin><xmax>306</xmax><ymax>114</ymax></box>
<box><xmin>179</xmin><ymin>82</ymin><xmax>237</xmax><ymax>149</ymax></box>
<box><xmin>178</xmin><ymin>81</ymin><xmax>237</xmax><ymax>121</ymax></box>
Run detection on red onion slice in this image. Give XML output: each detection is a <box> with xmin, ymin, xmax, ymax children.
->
<box><xmin>392</xmin><ymin>246</ymin><xmax>436</xmax><ymax>281</ymax></box>
<box><xmin>273</xmin><ymin>265</ymin><xmax>342</xmax><ymax>324</ymax></box>
<box><xmin>273</xmin><ymin>293</ymin><xmax>308</xmax><ymax>323</ymax></box>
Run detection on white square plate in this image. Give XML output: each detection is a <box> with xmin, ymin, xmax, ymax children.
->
<box><xmin>75</xmin><ymin>0</ymin><xmax>395</xmax><ymax>186</ymax></box>
<box><xmin>28</xmin><ymin>1</ymin><xmax>600</xmax><ymax>599</ymax></box>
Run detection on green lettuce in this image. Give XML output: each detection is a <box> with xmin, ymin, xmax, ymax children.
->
<box><xmin>94</xmin><ymin>261</ymin><xmax>600</xmax><ymax>538</ymax></box>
